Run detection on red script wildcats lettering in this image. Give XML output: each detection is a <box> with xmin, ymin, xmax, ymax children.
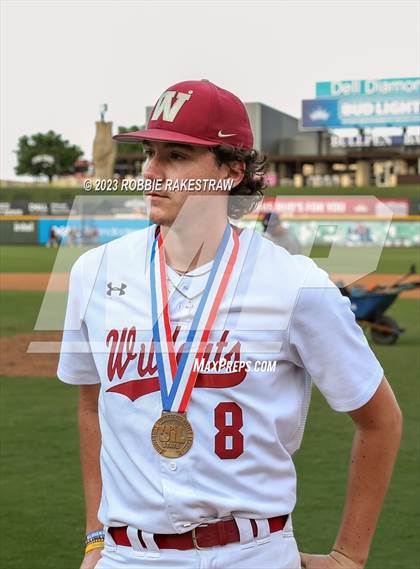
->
<box><xmin>105</xmin><ymin>327</ymin><xmax>246</xmax><ymax>401</ymax></box>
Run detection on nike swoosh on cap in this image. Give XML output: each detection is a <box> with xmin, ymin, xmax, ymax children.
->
<box><xmin>218</xmin><ymin>130</ymin><xmax>236</xmax><ymax>138</ymax></box>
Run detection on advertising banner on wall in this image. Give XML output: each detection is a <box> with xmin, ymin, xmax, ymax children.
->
<box><xmin>236</xmin><ymin>216</ymin><xmax>418</xmax><ymax>247</ymax></box>
<box><xmin>0</xmin><ymin>201</ymin><xmax>74</xmax><ymax>216</ymax></box>
<box><xmin>238</xmin><ymin>219</ymin><xmax>419</xmax><ymax>248</ymax></box>
<box><xmin>259</xmin><ymin>197</ymin><xmax>410</xmax><ymax>217</ymax></box>
<box><xmin>0</xmin><ymin>220</ymin><xmax>38</xmax><ymax>244</ymax></box>
<box><xmin>283</xmin><ymin>220</ymin><xmax>420</xmax><ymax>248</ymax></box>
<box><xmin>37</xmin><ymin>218</ymin><xmax>150</xmax><ymax>245</ymax></box>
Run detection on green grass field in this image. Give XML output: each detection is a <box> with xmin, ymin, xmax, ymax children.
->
<box><xmin>0</xmin><ymin>377</ymin><xmax>84</xmax><ymax>568</ymax></box>
<box><xmin>1</xmin><ymin>245</ymin><xmax>419</xmax><ymax>275</ymax></box>
<box><xmin>1</xmin><ymin>184</ymin><xmax>419</xmax><ymax>202</ymax></box>
<box><xmin>0</xmin><ymin>290</ymin><xmax>45</xmax><ymax>336</ymax></box>
<box><xmin>0</xmin><ymin>247</ymin><xmax>419</xmax><ymax>568</ymax></box>
<box><xmin>0</xmin><ymin>246</ymin><xmax>88</xmax><ymax>273</ymax></box>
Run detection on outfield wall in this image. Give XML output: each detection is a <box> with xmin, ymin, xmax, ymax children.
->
<box><xmin>0</xmin><ymin>216</ymin><xmax>418</xmax><ymax>247</ymax></box>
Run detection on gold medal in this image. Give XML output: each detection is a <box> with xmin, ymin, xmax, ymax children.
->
<box><xmin>151</xmin><ymin>412</ymin><xmax>194</xmax><ymax>458</ymax></box>
<box><xmin>149</xmin><ymin>225</ymin><xmax>239</xmax><ymax>460</ymax></box>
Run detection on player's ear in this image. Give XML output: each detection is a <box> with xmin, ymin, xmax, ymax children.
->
<box><xmin>226</xmin><ymin>160</ymin><xmax>245</xmax><ymax>188</ymax></box>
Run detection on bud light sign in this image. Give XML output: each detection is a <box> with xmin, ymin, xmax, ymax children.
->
<box><xmin>302</xmin><ymin>96</ymin><xmax>420</xmax><ymax>129</ymax></box>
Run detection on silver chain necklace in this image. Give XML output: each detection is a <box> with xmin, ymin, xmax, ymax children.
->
<box><xmin>167</xmin><ymin>266</ymin><xmax>212</xmax><ymax>302</ymax></box>
<box><xmin>170</xmin><ymin>266</ymin><xmax>213</xmax><ymax>278</ymax></box>
<box><xmin>167</xmin><ymin>278</ymin><xmax>208</xmax><ymax>301</ymax></box>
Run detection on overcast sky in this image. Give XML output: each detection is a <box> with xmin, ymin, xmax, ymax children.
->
<box><xmin>1</xmin><ymin>0</ymin><xmax>419</xmax><ymax>181</ymax></box>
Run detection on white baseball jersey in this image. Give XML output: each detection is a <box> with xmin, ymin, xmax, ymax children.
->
<box><xmin>57</xmin><ymin>225</ymin><xmax>383</xmax><ymax>534</ymax></box>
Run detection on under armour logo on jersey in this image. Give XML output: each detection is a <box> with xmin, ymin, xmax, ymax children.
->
<box><xmin>150</xmin><ymin>90</ymin><xmax>192</xmax><ymax>123</ymax></box>
<box><xmin>107</xmin><ymin>282</ymin><xmax>127</xmax><ymax>296</ymax></box>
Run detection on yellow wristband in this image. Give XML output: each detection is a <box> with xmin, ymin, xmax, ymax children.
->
<box><xmin>85</xmin><ymin>541</ymin><xmax>105</xmax><ymax>554</ymax></box>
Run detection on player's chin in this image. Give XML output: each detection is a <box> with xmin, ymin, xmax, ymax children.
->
<box><xmin>148</xmin><ymin>206</ymin><xmax>175</xmax><ymax>227</ymax></box>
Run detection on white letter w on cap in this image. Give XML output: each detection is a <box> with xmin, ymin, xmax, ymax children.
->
<box><xmin>150</xmin><ymin>90</ymin><xmax>191</xmax><ymax>122</ymax></box>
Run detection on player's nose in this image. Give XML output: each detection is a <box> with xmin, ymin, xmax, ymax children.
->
<box><xmin>142</xmin><ymin>155</ymin><xmax>166</xmax><ymax>182</ymax></box>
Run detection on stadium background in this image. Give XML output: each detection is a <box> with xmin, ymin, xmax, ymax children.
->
<box><xmin>1</xmin><ymin>77</ymin><xmax>419</xmax><ymax>569</ymax></box>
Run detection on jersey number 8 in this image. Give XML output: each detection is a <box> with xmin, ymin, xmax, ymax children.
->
<box><xmin>214</xmin><ymin>402</ymin><xmax>244</xmax><ymax>459</ymax></box>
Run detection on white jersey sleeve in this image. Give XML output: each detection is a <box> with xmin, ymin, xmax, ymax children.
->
<box><xmin>287</xmin><ymin>259</ymin><xmax>384</xmax><ymax>412</ymax></box>
<box><xmin>57</xmin><ymin>251</ymin><xmax>101</xmax><ymax>385</ymax></box>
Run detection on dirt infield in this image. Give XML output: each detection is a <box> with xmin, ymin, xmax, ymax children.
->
<box><xmin>0</xmin><ymin>272</ymin><xmax>69</xmax><ymax>291</ymax></box>
<box><xmin>1</xmin><ymin>271</ymin><xmax>419</xmax><ymax>298</ymax></box>
<box><xmin>331</xmin><ymin>273</ymin><xmax>420</xmax><ymax>299</ymax></box>
<box><xmin>0</xmin><ymin>270</ymin><xmax>418</xmax><ymax>379</ymax></box>
<box><xmin>0</xmin><ymin>332</ymin><xmax>61</xmax><ymax>378</ymax></box>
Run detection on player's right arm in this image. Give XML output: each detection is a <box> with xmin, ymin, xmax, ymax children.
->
<box><xmin>79</xmin><ymin>383</ymin><xmax>102</xmax><ymax>533</ymax></box>
<box><xmin>79</xmin><ymin>384</ymin><xmax>103</xmax><ymax>569</ymax></box>
<box><xmin>56</xmin><ymin>251</ymin><xmax>105</xmax><ymax>569</ymax></box>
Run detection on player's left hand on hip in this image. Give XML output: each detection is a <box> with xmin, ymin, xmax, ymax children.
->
<box><xmin>300</xmin><ymin>551</ymin><xmax>364</xmax><ymax>569</ymax></box>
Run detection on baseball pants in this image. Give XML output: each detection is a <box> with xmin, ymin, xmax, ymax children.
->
<box><xmin>95</xmin><ymin>516</ymin><xmax>301</xmax><ymax>569</ymax></box>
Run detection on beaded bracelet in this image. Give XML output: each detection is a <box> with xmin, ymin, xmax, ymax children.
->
<box><xmin>86</xmin><ymin>530</ymin><xmax>105</xmax><ymax>543</ymax></box>
<box><xmin>85</xmin><ymin>529</ymin><xmax>105</xmax><ymax>553</ymax></box>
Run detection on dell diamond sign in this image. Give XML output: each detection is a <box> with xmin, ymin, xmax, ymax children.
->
<box><xmin>316</xmin><ymin>77</ymin><xmax>420</xmax><ymax>98</ymax></box>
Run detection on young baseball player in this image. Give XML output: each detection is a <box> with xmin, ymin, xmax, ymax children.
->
<box><xmin>57</xmin><ymin>80</ymin><xmax>402</xmax><ymax>569</ymax></box>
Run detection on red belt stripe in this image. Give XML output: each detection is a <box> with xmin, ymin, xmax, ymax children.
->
<box><xmin>109</xmin><ymin>515</ymin><xmax>288</xmax><ymax>550</ymax></box>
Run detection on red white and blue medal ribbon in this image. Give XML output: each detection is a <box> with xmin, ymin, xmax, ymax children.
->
<box><xmin>150</xmin><ymin>223</ymin><xmax>239</xmax><ymax>413</ymax></box>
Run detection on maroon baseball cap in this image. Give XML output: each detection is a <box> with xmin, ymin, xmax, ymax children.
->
<box><xmin>113</xmin><ymin>80</ymin><xmax>253</xmax><ymax>150</ymax></box>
